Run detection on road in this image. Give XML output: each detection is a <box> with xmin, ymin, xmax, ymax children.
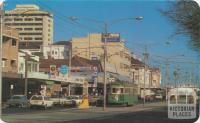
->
<box><xmin>2</xmin><ymin>102</ymin><xmax>198</xmax><ymax>123</ymax></box>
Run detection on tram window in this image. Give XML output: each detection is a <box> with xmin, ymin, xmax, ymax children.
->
<box><xmin>188</xmin><ymin>95</ymin><xmax>194</xmax><ymax>104</ymax></box>
<box><xmin>170</xmin><ymin>95</ymin><xmax>176</xmax><ymax>104</ymax></box>
<box><xmin>120</xmin><ymin>88</ymin><xmax>124</xmax><ymax>93</ymax></box>
<box><xmin>112</xmin><ymin>88</ymin><xmax>116</xmax><ymax>93</ymax></box>
<box><xmin>112</xmin><ymin>88</ymin><xmax>123</xmax><ymax>94</ymax></box>
<box><xmin>125</xmin><ymin>88</ymin><xmax>129</xmax><ymax>93</ymax></box>
<box><xmin>178</xmin><ymin>95</ymin><xmax>186</xmax><ymax>104</ymax></box>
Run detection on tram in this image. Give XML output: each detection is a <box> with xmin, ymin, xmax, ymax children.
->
<box><xmin>168</xmin><ymin>87</ymin><xmax>197</xmax><ymax>119</ymax></box>
<box><xmin>107</xmin><ymin>82</ymin><xmax>138</xmax><ymax>106</ymax></box>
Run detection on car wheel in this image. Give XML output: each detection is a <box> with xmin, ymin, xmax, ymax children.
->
<box><xmin>126</xmin><ymin>102</ymin><xmax>129</xmax><ymax>107</ymax></box>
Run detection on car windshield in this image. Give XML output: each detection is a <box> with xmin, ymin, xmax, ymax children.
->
<box><xmin>66</xmin><ymin>96</ymin><xmax>79</xmax><ymax>100</ymax></box>
<box><xmin>11</xmin><ymin>96</ymin><xmax>22</xmax><ymax>99</ymax></box>
<box><xmin>31</xmin><ymin>96</ymin><xmax>43</xmax><ymax>100</ymax></box>
<box><xmin>71</xmin><ymin>96</ymin><xmax>79</xmax><ymax>99</ymax></box>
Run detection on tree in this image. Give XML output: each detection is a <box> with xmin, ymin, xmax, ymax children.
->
<box><xmin>161</xmin><ymin>0</ymin><xmax>200</xmax><ymax>51</ymax></box>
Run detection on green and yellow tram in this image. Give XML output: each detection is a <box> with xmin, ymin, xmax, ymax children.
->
<box><xmin>107</xmin><ymin>82</ymin><xmax>138</xmax><ymax>106</ymax></box>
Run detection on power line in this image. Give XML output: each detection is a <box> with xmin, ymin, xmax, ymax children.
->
<box><xmin>34</xmin><ymin>0</ymin><xmax>83</xmax><ymax>35</ymax></box>
<box><xmin>35</xmin><ymin>0</ymin><xmax>101</xmax><ymax>33</ymax></box>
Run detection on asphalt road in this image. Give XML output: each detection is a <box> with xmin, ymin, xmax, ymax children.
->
<box><xmin>1</xmin><ymin>102</ymin><xmax>198</xmax><ymax>123</ymax></box>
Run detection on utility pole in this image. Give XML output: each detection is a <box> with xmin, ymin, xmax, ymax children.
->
<box><xmin>68</xmin><ymin>43</ymin><xmax>72</xmax><ymax>96</ymax></box>
<box><xmin>88</xmin><ymin>33</ymin><xmax>91</xmax><ymax>60</ymax></box>
<box><xmin>0</xmin><ymin>2</ymin><xmax>4</xmax><ymax>119</ymax></box>
<box><xmin>165</xmin><ymin>60</ymin><xmax>170</xmax><ymax>101</ymax></box>
<box><xmin>24</xmin><ymin>53</ymin><xmax>28</xmax><ymax>96</ymax></box>
<box><xmin>103</xmin><ymin>23</ymin><xmax>107</xmax><ymax>111</ymax></box>
<box><xmin>173</xmin><ymin>67</ymin><xmax>178</xmax><ymax>87</ymax></box>
<box><xmin>143</xmin><ymin>45</ymin><xmax>149</xmax><ymax>106</ymax></box>
<box><xmin>24</xmin><ymin>53</ymin><xmax>35</xmax><ymax>96</ymax></box>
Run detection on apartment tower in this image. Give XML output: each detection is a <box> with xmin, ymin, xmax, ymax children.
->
<box><xmin>4</xmin><ymin>4</ymin><xmax>53</xmax><ymax>52</ymax></box>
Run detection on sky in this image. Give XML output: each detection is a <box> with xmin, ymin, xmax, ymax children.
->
<box><xmin>4</xmin><ymin>0</ymin><xmax>200</xmax><ymax>85</ymax></box>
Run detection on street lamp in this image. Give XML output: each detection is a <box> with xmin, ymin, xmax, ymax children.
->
<box><xmin>68</xmin><ymin>16</ymin><xmax>143</xmax><ymax>111</ymax></box>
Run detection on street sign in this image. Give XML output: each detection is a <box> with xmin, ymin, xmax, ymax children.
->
<box><xmin>94</xmin><ymin>77</ymin><xmax>97</xmax><ymax>87</ymax></box>
<box><xmin>45</xmin><ymin>80</ymin><xmax>54</xmax><ymax>85</ymax></box>
<box><xmin>50</xmin><ymin>65</ymin><xmax>56</xmax><ymax>73</ymax></box>
<box><xmin>10</xmin><ymin>84</ymin><xmax>14</xmax><ymax>90</ymax></box>
<box><xmin>60</xmin><ymin>65</ymin><xmax>68</xmax><ymax>75</ymax></box>
<box><xmin>93</xmin><ymin>66</ymin><xmax>98</xmax><ymax>72</ymax></box>
<box><xmin>109</xmin><ymin>78</ymin><xmax>115</xmax><ymax>82</ymax></box>
<box><xmin>41</xmin><ymin>85</ymin><xmax>46</xmax><ymax>90</ymax></box>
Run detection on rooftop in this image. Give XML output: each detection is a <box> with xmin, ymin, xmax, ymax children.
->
<box><xmin>39</xmin><ymin>55</ymin><xmax>102</xmax><ymax>72</ymax></box>
<box><xmin>16</xmin><ymin>4</ymin><xmax>40</xmax><ymax>10</ymax></box>
<box><xmin>53</xmin><ymin>41</ymin><xmax>72</xmax><ymax>46</ymax></box>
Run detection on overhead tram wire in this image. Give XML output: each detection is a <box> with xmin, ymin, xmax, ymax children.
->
<box><xmin>35</xmin><ymin>0</ymin><xmax>102</xmax><ymax>33</ymax></box>
<box><xmin>33</xmin><ymin>0</ymin><xmax>84</xmax><ymax>36</ymax></box>
<box><xmin>11</xmin><ymin>0</ymin><xmax>82</xmax><ymax>36</ymax></box>
<box><xmin>69</xmin><ymin>20</ymin><xmax>103</xmax><ymax>33</ymax></box>
<box><xmin>150</xmin><ymin>57</ymin><xmax>200</xmax><ymax>66</ymax></box>
<box><xmin>9</xmin><ymin>1</ymin><xmax>82</xmax><ymax>39</ymax></box>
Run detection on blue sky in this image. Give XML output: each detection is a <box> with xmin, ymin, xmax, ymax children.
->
<box><xmin>5</xmin><ymin>0</ymin><xmax>200</xmax><ymax>85</ymax></box>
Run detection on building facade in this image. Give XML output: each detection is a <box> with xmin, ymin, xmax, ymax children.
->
<box><xmin>2</xmin><ymin>26</ymin><xmax>19</xmax><ymax>77</ymax></box>
<box><xmin>71</xmin><ymin>33</ymin><xmax>132</xmax><ymax>80</ymax></box>
<box><xmin>149</xmin><ymin>68</ymin><xmax>161</xmax><ymax>88</ymax></box>
<box><xmin>18</xmin><ymin>50</ymin><xmax>40</xmax><ymax>76</ymax></box>
<box><xmin>4</xmin><ymin>4</ymin><xmax>53</xmax><ymax>51</ymax></box>
<box><xmin>131</xmin><ymin>57</ymin><xmax>161</xmax><ymax>96</ymax></box>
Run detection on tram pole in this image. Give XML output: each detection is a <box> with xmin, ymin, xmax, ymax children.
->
<box><xmin>0</xmin><ymin>1</ymin><xmax>3</xmax><ymax>119</ymax></box>
<box><xmin>143</xmin><ymin>45</ymin><xmax>149</xmax><ymax>106</ymax></box>
<box><xmin>103</xmin><ymin>23</ymin><xmax>108</xmax><ymax>111</ymax></box>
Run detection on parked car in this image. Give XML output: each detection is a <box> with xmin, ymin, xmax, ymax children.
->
<box><xmin>145</xmin><ymin>95</ymin><xmax>154</xmax><ymax>102</ymax></box>
<box><xmin>70</xmin><ymin>95</ymin><xmax>83</xmax><ymax>106</ymax></box>
<box><xmin>29</xmin><ymin>95</ymin><xmax>53</xmax><ymax>109</ymax></box>
<box><xmin>63</xmin><ymin>96</ymin><xmax>75</xmax><ymax>106</ymax></box>
<box><xmin>89</xmin><ymin>95</ymin><xmax>100</xmax><ymax>106</ymax></box>
<box><xmin>155</xmin><ymin>94</ymin><xmax>163</xmax><ymax>100</ymax></box>
<box><xmin>63</xmin><ymin>95</ymin><xmax>82</xmax><ymax>106</ymax></box>
<box><xmin>7</xmin><ymin>95</ymin><xmax>29</xmax><ymax>108</ymax></box>
<box><xmin>50</xmin><ymin>95</ymin><xmax>66</xmax><ymax>106</ymax></box>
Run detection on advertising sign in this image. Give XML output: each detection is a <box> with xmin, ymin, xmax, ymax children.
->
<box><xmin>102</xmin><ymin>33</ymin><xmax>120</xmax><ymax>42</ymax></box>
<box><xmin>50</xmin><ymin>65</ymin><xmax>56</xmax><ymax>75</ymax></box>
<box><xmin>59</xmin><ymin>65</ymin><xmax>68</xmax><ymax>75</ymax></box>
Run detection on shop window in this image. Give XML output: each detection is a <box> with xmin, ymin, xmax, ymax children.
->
<box><xmin>10</xmin><ymin>60</ymin><xmax>16</xmax><ymax>67</ymax></box>
<box><xmin>11</xmin><ymin>39</ymin><xmax>17</xmax><ymax>46</ymax></box>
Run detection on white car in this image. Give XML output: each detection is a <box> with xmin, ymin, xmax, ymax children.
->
<box><xmin>7</xmin><ymin>95</ymin><xmax>29</xmax><ymax>108</ymax></box>
<box><xmin>50</xmin><ymin>95</ymin><xmax>63</xmax><ymax>105</ymax></box>
<box><xmin>70</xmin><ymin>95</ymin><xmax>83</xmax><ymax>106</ymax></box>
<box><xmin>30</xmin><ymin>95</ymin><xmax>53</xmax><ymax>109</ymax></box>
<box><xmin>63</xmin><ymin>96</ymin><xmax>74</xmax><ymax>106</ymax></box>
<box><xmin>63</xmin><ymin>96</ymin><xmax>82</xmax><ymax>106</ymax></box>
<box><xmin>50</xmin><ymin>97</ymin><xmax>66</xmax><ymax>106</ymax></box>
<box><xmin>155</xmin><ymin>94</ymin><xmax>163</xmax><ymax>100</ymax></box>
